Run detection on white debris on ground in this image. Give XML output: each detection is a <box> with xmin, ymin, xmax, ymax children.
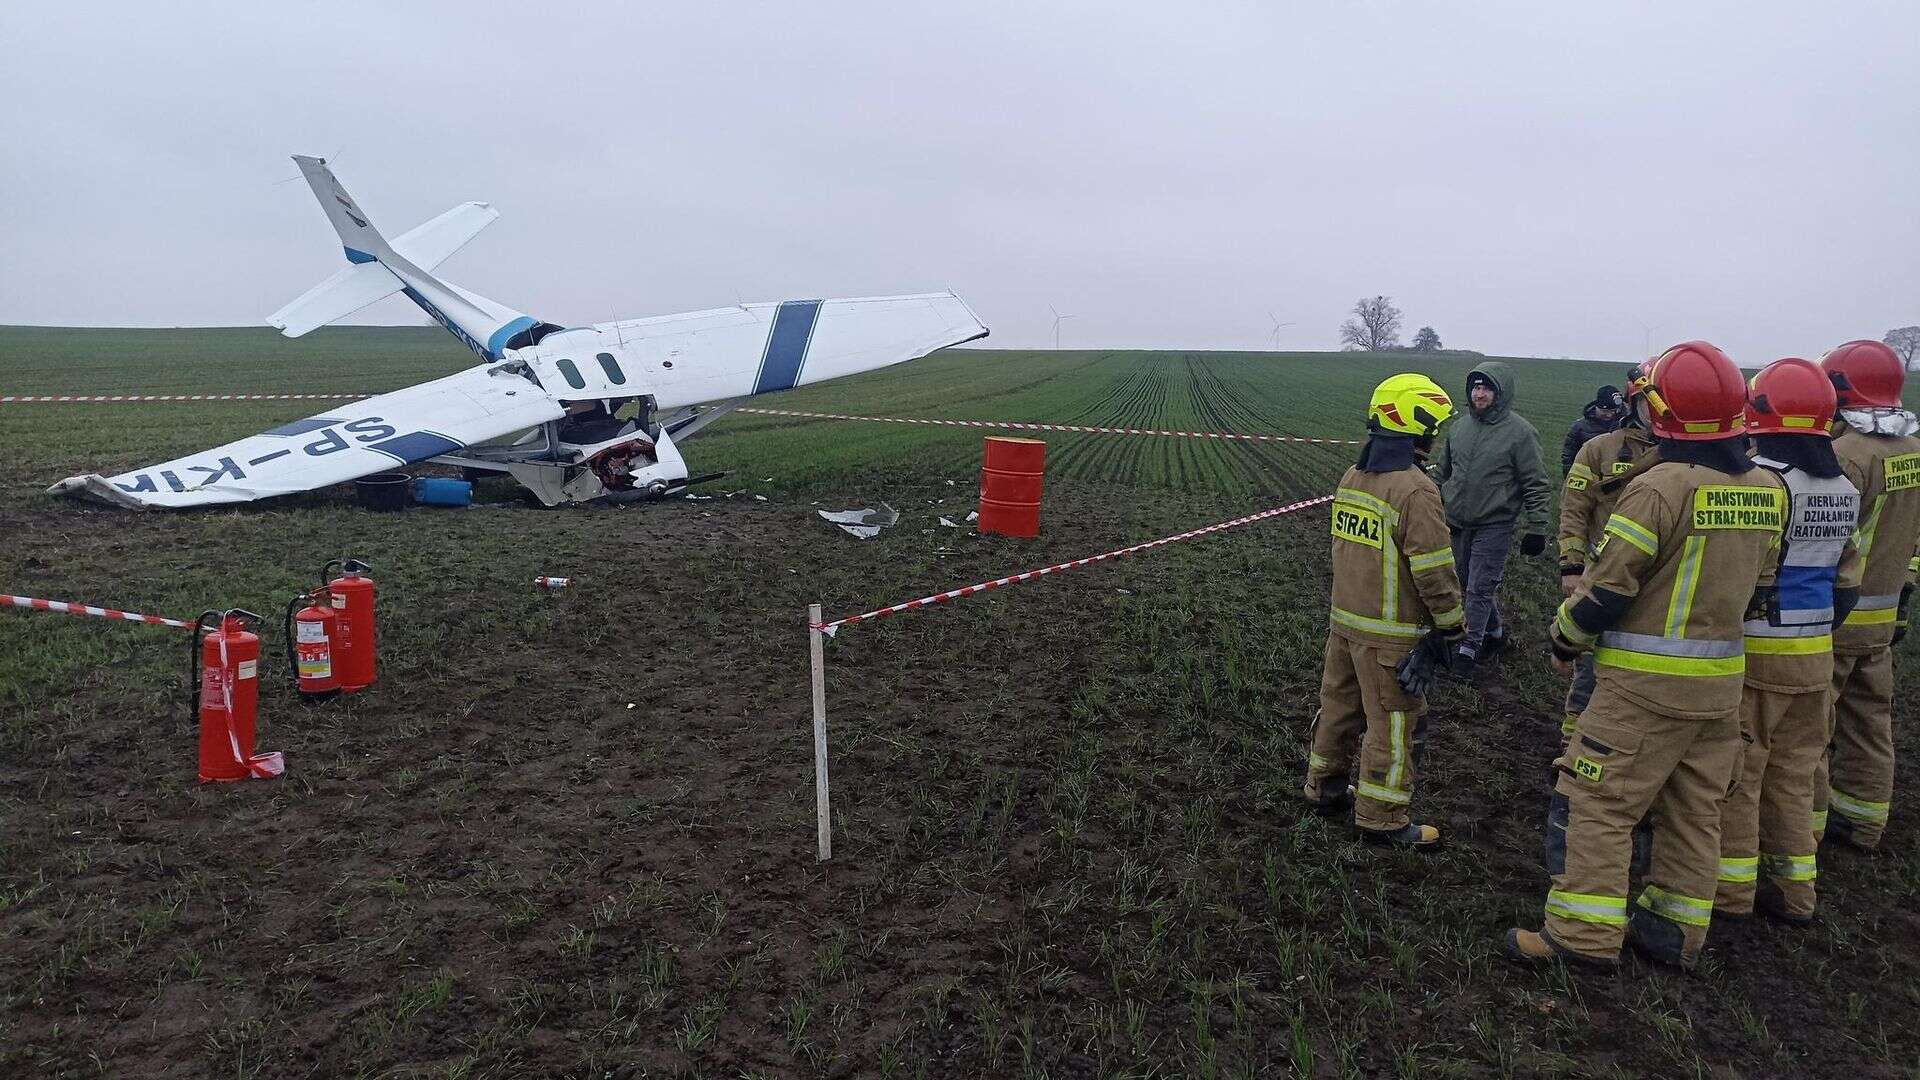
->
<box><xmin>817</xmin><ymin>503</ymin><xmax>900</xmax><ymax>540</ymax></box>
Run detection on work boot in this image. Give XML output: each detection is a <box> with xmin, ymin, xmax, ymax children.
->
<box><xmin>1480</xmin><ymin>630</ymin><xmax>1510</xmax><ymax>663</ymax></box>
<box><xmin>1625</xmin><ymin>910</ymin><xmax>1696</xmax><ymax>973</ymax></box>
<box><xmin>1755</xmin><ymin>882</ymin><xmax>1813</xmax><ymax>928</ymax></box>
<box><xmin>1446</xmin><ymin>647</ymin><xmax>1479</xmax><ymax>684</ymax></box>
<box><xmin>1357</xmin><ymin>822</ymin><xmax>1441</xmax><ymax>849</ymax></box>
<box><xmin>1503</xmin><ymin>928</ymin><xmax>1617</xmax><ymax>970</ymax></box>
<box><xmin>1302</xmin><ymin>782</ymin><xmax>1354</xmax><ymax>818</ymax></box>
<box><xmin>1823</xmin><ymin>814</ymin><xmax>1878</xmax><ymax>853</ymax></box>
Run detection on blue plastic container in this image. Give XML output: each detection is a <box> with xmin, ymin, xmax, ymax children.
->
<box><xmin>411</xmin><ymin>477</ymin><xmax>473</xmax><ymax>507</ymax></box>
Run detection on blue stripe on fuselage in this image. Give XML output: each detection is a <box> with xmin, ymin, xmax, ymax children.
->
<box><xmin>486</xmin><ymin>316</ymin><xmax>539</xmax><ymax>358</ymax></box>
<box><xmin>752</xmin><ymin>300</ymin><xmax>824</xmax><ymax>395</ymax></box>
<box><xmin>366</xmin><ymin>430</ymin><xmax>464</xmax><ymax>463</ymax></box>
<box><xmin>344</xmin><ymin>246</ymin><xmax>378</xmax><ymax>264</ymax></box>
<box><xmin>399</xmin><ymin>285</ymin><xmax>493</xmax><ymax>361</ymax></box>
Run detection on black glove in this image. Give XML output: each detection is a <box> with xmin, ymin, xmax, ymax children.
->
<box><xmin>1395</xmin><ymin>629</ymin><xmax>1460</xmax><ymax>696</ymax></box>
<box><xmin>1520</xmin><ymin>533</ymin><xmax>1547</xmax><ymax>557</ymax></box>
<box><xmin>1895</xmin><ymin>583</ymin><xmax>1914</xmax><ymax>646</ymax></box>
<box><xmin>1548</xmin><ymin>621</ymin><xmax>1583</xmax><ymax>664</ymax></box>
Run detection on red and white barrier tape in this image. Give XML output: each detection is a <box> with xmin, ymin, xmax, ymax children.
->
<box><xmin>812</xmin><ymin>494</ymin><xmax>1335</xmax><ymax>635</ymax></box>
<box><xmin>737</xmin><ymin>407</ymin><xmax>1362</xmax><ymax>446</ymax></box>
<box><xmin>5</xmin><ymin>594</ymin><xmax>194</xmax><ymax>630</ymax></box>
<box><xmin>0</xmin><ymin>394</ymin><xmax>1358</xmax><ymax>448</ymax></box>
<box><xmin>0</xmin><ymin>393</ymin><xmax>360</xmax><ymax>403</ymax></box>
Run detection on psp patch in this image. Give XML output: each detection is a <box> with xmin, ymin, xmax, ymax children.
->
<box><xmin>1573</xmin><ymin>756</ymin><xmax>1604</xmax><ymax>783</ymax></box>
<box><xmin>1331</xmin><ymin>502</ymin><xmax>1384</xmax><ymax>548</ymax></box>
<box><xmin>1692</xmin><ymin>485</ymin><xmax>1783</xmax><ymax>531</ymax></box>
<box><xmin>1886</xmin><ymin>453</ymin><xmax>1920</xmax><ymax>493</ymax></box>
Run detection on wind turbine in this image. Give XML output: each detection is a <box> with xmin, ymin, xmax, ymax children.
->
<box><xmin>1267</xmin><ymin>311</ymin><xmax>1295</xmax><ymax>350</ymax></box>
<box><xmin>1050</xmin><ymin>304</ymin><xmax>1076</xmax><ymax>350</ymax></box>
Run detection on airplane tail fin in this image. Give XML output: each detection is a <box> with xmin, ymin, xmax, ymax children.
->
<box><xmin>271</xmin><ymin>157</ymin><xmax>513</xmax><ymax>343</ymax></box>
<box><xmin>293</xmin><ymin>155</ymin><xmax>392</xmax><ymax>260</ymax></box>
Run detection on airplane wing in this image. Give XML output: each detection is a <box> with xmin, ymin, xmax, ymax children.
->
<box><xmin>49</xmin><ymin>364</ymin><xmax>563</xmax><ymax>509</ymax></box>
<box><xmin>583</xmin><ymin>291</ymin><xmax>988</xmax><ymax>410</ymax></box>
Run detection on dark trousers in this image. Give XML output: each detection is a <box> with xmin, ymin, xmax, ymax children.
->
<box><xmin>1449</xmin><ymin>523</ymin><xmax>1513</xmax><ymax>656</ymax></box>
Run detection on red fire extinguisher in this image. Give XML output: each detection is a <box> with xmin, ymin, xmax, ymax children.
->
<box><xmin>284</xmin><ymin>589</ymin><xmax>340</xmax><ymax>700</ymax></box>
<box><xmin>322</xmin><ymin>559</ymin><xmax>376</xmax><ymax>693</ymax></box>
<box><xmin>190</xmin><ymin>609</ymin><xmax>284</xmax><ymax>783</ymax></box>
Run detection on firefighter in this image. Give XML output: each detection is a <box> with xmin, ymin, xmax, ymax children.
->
<box><xmin>1555</xmin><ymin>361</ymin><xmax>1660</xmax><ymax>744</ymax></box>
<box><xmin>1816</xmin><ymin>340</ymin><xmax>1920</xmax><ymax>851</ymax></box>
<box><xmin>1506</xmin><ymin>341</ymin><xmax>1783</xmax><ymax>970</ymax></box>
<box><xmin>1304</xmin><ymin>373</ymin><xmax>1465</xmax><ymax>849</ymax></box>
<box><xmin>1715</xmin><ymin>359</ymin><xmax>1861</xmax><ymax>924</ymax></box>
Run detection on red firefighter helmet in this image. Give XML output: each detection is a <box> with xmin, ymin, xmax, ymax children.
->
<box><xmin>1644</xmin><ymin>341</ymin><xmax>1747</xmax><ymax>440</ymax></box>
<box><xmin>1746</xmin><ymin>358</ymin><xmax>1836</xmax><ymax>436</ymax></box>
<box><xmin>1820</xmin><ymin>339</ymin><xmax>1905</xmax><ymax>409</ymax></box>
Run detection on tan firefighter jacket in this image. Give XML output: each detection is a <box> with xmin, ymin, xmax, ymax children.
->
<box><xmin>1554</xmin><ymin>461</ymin><xmax>1783</xmax><ymax>720</ymax></box>
<box><xmin>1558</xmin><ymin>425</ymin><xmax>1658</xmax><ymax>565</ymax></box>
<box><xmin>1328</xmin><ymin>465</ymin><xmax>1465</xmax><ymax>651</ymax></box>
<box><xmin>1831</xmin><ymin>424</ymin><xmax>1920</xmax><ymax>654</ymax></box>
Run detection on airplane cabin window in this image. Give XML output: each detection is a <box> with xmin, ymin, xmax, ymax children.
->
<box><xmin>595</xmin><ymin>352</ymin><xmax>627</xmax><ymax>385</ymax></box>
<box><xmin>555</xmin><ymin>358</ymin><xmax>586</xmax><ymax>390</ymax></box>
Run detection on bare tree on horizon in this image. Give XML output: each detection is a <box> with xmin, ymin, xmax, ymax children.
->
<box><xmin>1340</xmin><ymin>296</ymin><xmax>1404</xmax><ymax>351</ymax></box>
<box><xmin>1885</xmin><ymin>326</ymin><xmax>1920</xmax><ymax>370</ymax></box>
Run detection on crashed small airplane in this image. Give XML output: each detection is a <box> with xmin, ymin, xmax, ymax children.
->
<box><xmin>52</xmin><ymin>157</ymin><xmax>987</xmax><ymax>508</ymax></box>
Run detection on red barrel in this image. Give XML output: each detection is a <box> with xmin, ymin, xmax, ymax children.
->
<box><xmin>978</xmin><ymin>437</ymin><xmax>1045</xmax><ymax>538</ymax></box>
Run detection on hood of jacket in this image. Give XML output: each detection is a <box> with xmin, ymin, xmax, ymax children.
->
<box><xmin>1467</xmin><ymin>361</ymin><xmax>1517</xmax><ymax>423</ymax></box>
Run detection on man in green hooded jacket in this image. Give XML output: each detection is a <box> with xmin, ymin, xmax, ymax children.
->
<box><xmin>1432</xmin><ymin>361</ymin><xmax>1552</xmax><ymax>678</ymax></box>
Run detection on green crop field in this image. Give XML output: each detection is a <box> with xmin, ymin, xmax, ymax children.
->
<box><xmin>1</xmin><ymin>326</ymin><xmax>1916</xmax><ymax>1078</ymax></box>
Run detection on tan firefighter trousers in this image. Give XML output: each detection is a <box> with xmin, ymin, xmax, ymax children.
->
<box><xmin>1715</xmin><ymin>685</ymin><xmax>1824</xmax><ymax>918</ymax></box>
<box><xmin>1306</xmin><ymin>634</ymin><xmax>1424</xmax><ymax>832</ymax></box>
<box><xmin>1817</xmin><ymin>649</ymin><xmax>1895</xmax><ymax>848</ymax></box>
<box><xmin>1544</xmin><ymin>681</ymin><xmax>1742</xmax><ymax>964</ymax></box>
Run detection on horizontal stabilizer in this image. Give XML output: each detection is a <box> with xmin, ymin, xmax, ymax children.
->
<box><xmin>391</xmin><ymin>201</ymin><xmax>498</xmax><ymax>271</ymax></box>
<box><xmin>266</xmin><ymin>260</ymin><xmax>405</xmax><ymax>337</ymax></box>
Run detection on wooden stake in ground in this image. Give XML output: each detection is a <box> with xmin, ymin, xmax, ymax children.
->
<box><xmin>808</xmin><ymin>603</ymin><xmax>832</xmax><ymax>861</ymax></box>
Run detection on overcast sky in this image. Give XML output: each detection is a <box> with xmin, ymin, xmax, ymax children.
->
<box><xmin>3</xmin><ymin>1</ymin><xmax>1915</xmax><ymax>362</ymax></box>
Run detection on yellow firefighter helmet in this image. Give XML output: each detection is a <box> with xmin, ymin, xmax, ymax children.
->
<box><xmin>1368</xmin><ymin>373</ymin><xmax>1455</xmax><ymax>437</ymax></box>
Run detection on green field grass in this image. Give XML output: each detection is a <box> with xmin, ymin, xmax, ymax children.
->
<box><xmin>2</xmin><ymin>326</ymin><xmax>1916</xmax><ymax>1078</ymax></box>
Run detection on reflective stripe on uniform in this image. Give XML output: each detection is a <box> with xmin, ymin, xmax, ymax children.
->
<box><xmin>1308</xmin><ymin>752</ymin><xmax>1330</xmax><ymax>771</ymax></box>
<box><xmin>1761</xmin><ymin>852</ymin><xmax>1817</xmax><ymax>883</ymax></box>
<box><xmin>1844</xmin><ymin>592</ymin><xmax>1900</xmax><ymax>627</ymax></box>
<box><xmin>1380</xmin><ymin>531</ymin><xmax>1401</xmax><ymax>623</ymax></box>
<box><xmin>1811</xmin><ymin>808</ymin><xmax>1829</xmax><ymax>834</ymax></box>
<box><xmin>1637</xmin><ymin>885</ymin><xmax>1713</xmax><ymax>927</ymax></box>
<box><xmin>1717</xmin><ymin>856</ymin><xmax>1758</xmax><ymax>884</ymax></box>
<box><xmin>1355</xmin><ymin>780</ymin><xmax>1411</xmax><ymax>805</ymax></box>
<box><xmin>1854</xmin><ymin>494</ymin><xmax>1886</xmax><ymax>562</ymax></box>
<box><xmin>1407</xmin><ymin>548</ymin><xmax>1453</xmax><ymax>573</ymax></box>
<box><xmin>1556</xmin><ymin>604</ymin><xmax>1598</xmax><ymax>647</ymax></box>
<box><xmin>1561</xmin><ymin>713</ymin><xmax>1578</xmax><ymax>736</ymax></box>
<box><xmin>1431</xmin><ymin>604</ymin><xmax>1464</xmax><ymax>629</ymax></box>
<box><xmin>1594</xmin><ymin>630</ymin><xmax>1744</xmax><ymax>676</ymax></box>
<box><xmin>1546</xmin><ymin>889</ymin><xmax>1628</xmax><ymax>926</ymax></box>
<box><xmin>1330</xmin><ymin>606</ymin><xmax>1424</xmax><ymax>638</ymax></box>
<box><xmin>1384</xmin><ymin>710</ymin><xmax>1407</xmax><ymax>794</ymax></box>
<box><xmin>1829</xmin><ymin>789</ymin><xmax>1890</xmax><ymax>824</ymax></box>
<box><xmin>1744</xmin><ymin>633</ymin><xmax>1833</xmax><ymax>655</ymax></box>
<box><xmin>1663</xmin><ymin>535</ymin><xmax>1707</xmax><ymax>636</ymax></box>
<box><xmin>1335</xmin><ymin>487</ymin><xmax>1399</xmax><ymax>520</ymax></box>
<box><xmin>1568</xmin><ymin>462</ymin><xmax>1597</xmax><ymax>482</ymax></box>
<box><xmin>1603</xmin><ymin>513</ymin><xmax>1659</xmax><ymax>556</ymax></box>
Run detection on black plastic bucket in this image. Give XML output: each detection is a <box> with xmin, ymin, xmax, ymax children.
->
<box><xmin>354</xmin><ymin>472</ymin><xmax>413</xmax><ymax>512</ymax></box>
